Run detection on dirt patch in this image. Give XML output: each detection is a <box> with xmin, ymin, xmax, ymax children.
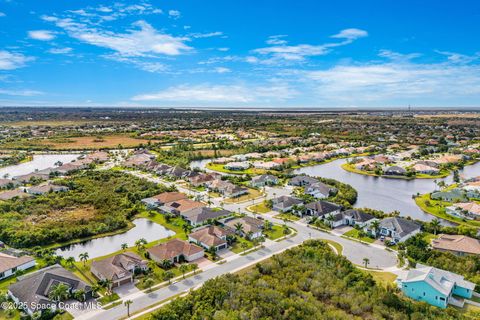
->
<box><xmin>25</xmin><ymin>206</ymin><xmax>97</xmax><ymax>225</ymax></box>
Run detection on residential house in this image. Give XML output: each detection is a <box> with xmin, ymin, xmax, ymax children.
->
<box><xmin>188</xmin><ymin>226</ymin><xmax>232</xmax><ymax>251</ymax></box>
<box><xmin>224</xmin><ymin>161</ymin><xmax>250</xmax><ymax>171</ymax></box>
<box><xmin>343</xmin><ymin>209</ymin><xmax>376</xmax><ymax>228</ymax></box>
<box><xmin>91</xmin><ymin>252</ymin><xmax>148</xmax><ymax>287</ymax></box>
<box><xmin>288</xmin><ymin>175</ymin><xmax>319</xmax><ymax>187</ymax></box>
<box><xmin>181</xmin><ymin>207</ymin><xmax>232</xmax><ymax>226</ymax></box>
<box><xmin>384</xmin><ymin>166</ymin><xmax>407</xmax><ymax>176</ymax></box>
<box><xmin>271</xmin><ymin>196</ymin><xmax>303</xmax><ymax>213</ymax></box>
<box><xmin>141</xmin><ymin>192</ymin><xmax>188</xmax><ymax>209</ymax></box>
<box><xmin>8</xmin><ymin>265</ymin><xmax>93</xmax><ymax>315</ymax></box>
<box><xmin>431</xmin><ymin>234</ymin><xmax>480</xmax><ymax>256</ymax></box>
<box><xmin>252</xmin><ymin>161</ymin><xmax>281</xmax><ymax>170</ymax></box>
<box><xmin>188</xmin><ymin>173</ymin><xmax>219</xmax><ymax>187</ymax></box>
<box><xmin>431</xmin><ymin>188</ymin><xmax>466</xmax><ymax>202</ymax></box>
<box><xmin>0</xmin><ymin>252</ymin><xmax>35</xmax><ymax>280</ymax></box>
<box><xmin>0</xmin><ymin>189</ymin><xmax>32</xmax><ymax>201</ymax></box>
<box><xmin>12</xmin><ymin>172</ymin><xmax>50</xmax><ymax>183</ymax></box>
<box><xmin>161</xmin><ymin>199</ymin><xmax>206</xmax><ymax>215</ymax></box>
<box><xmin>147</xmin><ymin>239</ymin><xmax>204</xmax><ymax>263</ymax></box>
<box><xmin>305</xmin><ymin>182</ymin><xmax>336</xmax><ymax>199</ymax></box>
<box><xmin>374</xmin><ymin>217</ymin><xmax>421</xmax><ymax>242</ymax></box>
<box><xmin>207</xmin><ymin>179</ymin><xmax>248</xmax><ymax>198</ymax></box>
<box><xmin>446</xmin><ymin>202</ymin><xmax>480</xmax><ymax>220</ymax></box>
<box><xmin>223</xmin><ymin>216</ymin><xmax>264</xmax><ymax>239</ymax></box>
<box><xmin>396</xmin><ymin>264</ymin><xmax>476</xmax><ymax>308</ymax></box>
<box><xmin>26</xmin><ymin>183</ymin><xmax>69</xmax><ymax>195</ymax></box>
<box><xmin>412</xmin><ymin>163</ymin><xmax>440</xmax><ymax>175</ymax></box>
<box><xmin>0</xmin><ymin>179</ymin><xmax>18</xmax><ymax>189</ymax></box>
<box><xmin>250</xmin><ymin>174</ymin><xmax>279</xmax><ymax>187</ymax></box>
<box><xmin>304</xmin><ymin>200</ymin><xmax>341</xmax><ymax>218</ymax></box>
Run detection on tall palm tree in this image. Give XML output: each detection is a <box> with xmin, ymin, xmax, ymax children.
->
<box><xmin>79</xmin><ymin>252</ymin><xmax>89</xmax><ymax>267</ymax></box>
<box><xmin>48</xmin><ymin>283</ymin><xmax>70</xmax><ymax>307</ymax></box>
<box><xmin>65</xmin><ymin>257</ymin><xmax>76</xmax><ymax>269</ymax></box>
<box><xmin>103</xmin><ymin>278</ymin><xmax>113</xmax><ymax>294</ymax></box>
<box><xmin>430</xmin><ymin>218</ymin><xmax>441</xmax><ymax>235</ymax></box>
<box><xmin>143</xmin><ymin>277</ymin><xmax>155</xmax><ymax>292</ymax></box>
<box><xmin>124</xmin><ymin>300</ymin><xmax>133</xmax><ymax>317</ymax></box>
<box><xmin>121</xmin><ymin>243</ymin><xmax>128</xmax><ymax>251</ymax></box>
<box><xmin>179</xmin><ymin>264</ymin><xmax>189</xmax><ymax>279</ymax></box>
<box><xmin>191</xmin><ymin>263</ymin><xmax>199</xmax><ymax>275</ymax></box>
<box><xmin>370</xmin><ymin>220</ymin><xmax>380</xmax><ymax>237</ymax></box>
<box><xmin>182</xmin><ymin>223</ymin><xmax>192</xmax><ymax>235</ymax></box>
<box><xmin>363</xmin><ymin>257</ymin><xmax>370</xmax><ymax>269</ymax></box>
<box><xmin>234</xmin><ymin>222</ymin><xmax>244</xmax><ymax>235</ymax></box>
<box><xmin>163</xmin><ymin>270</ymin><xmax>174</xmax><ymax>284</ymax></box>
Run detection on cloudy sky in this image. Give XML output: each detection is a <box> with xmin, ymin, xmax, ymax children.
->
<box><xmin>0</xmin><ymin>0</ymin><xmax>479</xmax><ymax>108</ymax></box>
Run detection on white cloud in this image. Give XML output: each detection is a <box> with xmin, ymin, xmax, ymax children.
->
<box><xmin>0</xmin><ymin>50</ymin><xmax>34</xmax><ymax>70</ymax></box>
<box><xmin>28</xmin><ymin>30</ymin><xmax>56</xmax><ymax>41</ymax></box>
<box><xmin>304</xmin><ymin>60</ymin><xmax>480</xmax><ymax>102</ymax></box>
<box><xmin>43</xmin><ymin>17</ymin><xmax>192</xmax><ymax>57</ymax></box>
<box><xmin>435</xmin><ymin>50</ymin><xmax>479</xmax><ymax>64</ymax></box>
<box><xmin>266</xmin><ymin>35</ymin><xmax>288</xmax><ymax>45</ymax></box>
<box><xmin>132</xmin><ymin>82</ymin><xmax>297</xmax><ymax>103</ymax></box>
<box><xmin>168</xmin><ymin>10</ymin><xmax>181</xmax><ymax>19</ymax></box>
<box><xmin>0</xmin><ymin>12</ymin><xmax>5</xmax><ymax>17</ymax></box>
<box><xmin>251</xmin><ymin>28</ymin><xmax>368</xmax><ymax>64</ymax></box>
<box><xmin>331</xmin><ymin>28</ymin><xmax>368</xmax><ymax>40</ymax></box>
<box><xmin>48</xmin><ymin>47</ymin><xmax>73</xmax><ymax>54</ymax></box>
<box><xmin>217</xmin><ymin>47</ymin><xmax>229</xmax><ymax>52</ymax></box>
<box><xmin>214</xmin><ymin>67</ymin><xmax>231</xmax><ymax>73</ymax></box>
<box><xmin>0</xmin><ymin>89</ymin><xmax>43</xmax><ymax>96</ymax></box>
<box><xmin>190</xmin><ymin>31</ymin><xmax>223</xmax><ymax>39</ymax></box>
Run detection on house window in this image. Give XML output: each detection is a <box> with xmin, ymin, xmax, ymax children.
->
<box><xmin>0</xmin><ymin>272</ymin><xmax>4</xmax><ymax>278</ymax></box>
<box><xmin>440</xmin><ymin>297</ymin><xmax>445</xmax><ymax>301</ymax></box>
<box><xmin>11</xmin><ymin>267</ymin><xmax>17</xmax><ymax>272</ymax></box>
<box><xmin>423</xmin><ymin>292</ymin><xmax>426</xmax><ymax>296</ymax></box>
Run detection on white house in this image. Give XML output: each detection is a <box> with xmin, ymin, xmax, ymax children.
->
<box><xmin>0</xmin><ymin>253</ymin><xmax>36</xmax><ymax>280</ymax></box>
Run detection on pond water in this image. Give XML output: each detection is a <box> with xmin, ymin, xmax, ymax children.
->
<box><xmin>55</xmin><ymin>218</ymin><xmax>175</xmax><ymax>260</ymax></box>
<box><xmin>191</xmin><ymin>158</ymin><xmax>480</xmax><ymax>223</ymax></box>
<box><xmin>293</xmin><ymin>159</ymin><xmax>480</xmax><ymax>222</ymax></box>
<box><xmin>0</xmin><ymin>153</ymin><xmax>80</xmax><ymax>178</ymax></box>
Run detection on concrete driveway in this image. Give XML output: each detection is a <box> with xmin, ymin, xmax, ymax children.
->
<box><xmin>114</xmin><ymin>282</ymin><xmax>140</xmax><ymax>297</ymax></box>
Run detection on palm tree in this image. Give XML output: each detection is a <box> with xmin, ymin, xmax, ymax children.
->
<box><xmin>182</xmin><ymin>223</ymin><xmax>192</xmax><ymax>235</ymax></box>
<box><xmin>191</xmin><ymin>263</ymin><xmax>199</xmax><ymax>275</ymax></box>
<box><xmin>65</xmin><ymin>257</ymin><xmax>76</xmax><ymax>269</ymax></box>
<box><xmin>121</xmin><ymin>243</ymin><xmax>128</xmax><ymax>251</ymax></box>
<box><xmin>143</xmin><ymin>277</ymin><xmax>155</xmax><ymax>292</ymax></box>
<box><xmin>179</xmin><ymin>264</ymin><xmax>189</xmax><ymax>279</ymax></box>
<box><xmin>48</xmin><ymin>283</ymin><xmax>70</xmax><ymax>307</ymax></box>
<box><xmin>282</xmin><ymin>224</ymin><xmax>290</xmax><ymax>237</ymax></box>
<box><xmin>147</xmin><ymin>260</ymin><xmax>156</xmax><ymax>272</ymax></box>
<box><xmin>160</xmin><ymin>259</ymin><xmax>172</xmax><ymax>270</ymax></box>
<box><xmin>103</xmin><ymin>278</ymin><xmax>113</xmax><ymax>294</ymax></box>
<box><xmin>163</xmin><ymin>270</ymin><xmax>174</xmax><ymax>284</ymax></box>
<box><xmin>241</xmin><ymin>242</ymin><xmax>249</xmax><ymax>254</ymax></box>
<box><xmin>91</xmin><ymin>283</ymin><xmax>102</xmax><ymax>298</ymax></box>
<box><xmin>135</xmin><ymin>239</ymin><xmax>146</xmax><ymax>251</ymax></box>
<box><xmin>124</xmin><ymin>300</ymin><xmax>133</xmax><ymax>317</ymax></box>
<box><xmin>430</xmin><ymin>218</ymin><xmax>441</xmax><ymax>235</ymax></box>
<box><xmin>325</xmin><ymin>214</ymin><xmax>334</xmax><ymax>228</ymax></box>
<box><xmin>363</xmin><ymin>257</ymin><xmax>370</xmax><ymax>269</ymax></box>
<box><xmin>79</xmin><ymin>252</ymin><xmax>89</xmax><ymax>267</ymax></box>
<box><xmin>234</xmin><ymin>222</ymin><xmax>244</xmax><ymax>235</ymax></box>
<box><xmin>370</xmin><ymin>220</ymin><xmax>380</xmax><ymax>237</ymax></box>
<box><xmin>263</xmin><ymin>221</ymin><xmax>272</xmax><ymax>231</ymax></box>
<box><xmin>73</xmin><ymin>289</ymin><xmax>86</xmax><ymax>302</ymax></box>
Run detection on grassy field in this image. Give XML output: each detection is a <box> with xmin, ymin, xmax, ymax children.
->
<box><xmin>247</xmin><ymin>202</ymin><xmax>271</xmax><ymax>214</ymax></box>
<box><xmin>365</xmin><ymin>270</ymin><xmax>397</xmax><ymax>287</ymax></box>
<box><xmin>230</xmin><ymin>237</ymin><xmax>254</xmax><ymax>254</ymax></box>
<box><xmin>264</xmin><ymin>225</ymin><xmax>285</xmax><ymax>240</ymax></box>
<box><xmin>206</xmin><ymin>163</ymin><xmax>275</xmax><ymax>175</ymax></box>
<box><xmin>274</xmin><ymin>212</ymin><xmax>300</xmax><ymax>221</ymax></box>
<box><xmin>415</xmin><ymin>193</ymin><xmax>480</xmax><ymax>228</ymax></box>
<box><xmin>343</xmin><ymin>228</ymin><xmax>376</xmax><ymax>243</ymax></box>
<box><xmin>0</xmin><ymin>134</ymin><xmax>160</xmax><ymax>150</ymax></box>
<box><xmin>224</xmin><ymin>188</ymin><xmax>263</xmax><ymax>204</ymax></box>
<box><xmin>324</xmin><ymin>239</ymin><xmax>343</xmax><ymax>255</ymax></box>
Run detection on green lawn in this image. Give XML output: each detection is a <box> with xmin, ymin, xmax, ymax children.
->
<box><xmin>230</xmin><ymin>237</ymin><xmax>254</xmax><ymax>254</ymax></box>
<box><xmin>206</xmin><ymin>163</ymin><xmax>272</xmax><ymax>175</ymax></box>
<box><xmin>248</xmin><ymin>202</ymin><xmax>271</xmax><ymax>214</ymax></box>
<box><xmin>98</xmin><ymin>292</ymin><xmax>120</xmax><ymax>305</ymax></box>
<box><xmin>264</xmin><ymin>225</ymin><xmax>285</xmax><ymax>240</ymax></box>
<box><xmin>224</xmin><ymin>188</ymin><xmax>264</xmax><ymax>204</ymax></box>
<box><xmin>323</xmin><ymin>240</ymin><xmax>343</xmax><ymax>255</ymax></box>
<box><xmin>274</xmin><ymin>212</ymin><xmax>300</xmax><ymax>221</ymax></box>
<box><xmin>415</xmin><ymin>193</ymin><xmax>480</xmax><ymax>229</ymax></box>
<box><xmin>343</xmin><ymin>228</ymin><xmax>376</xmax><ymax>243</ymax></box>
<box><xmin>365</xmin><ymin>270</ymin><xmax>397</xmax><ymax>287</ymax></box>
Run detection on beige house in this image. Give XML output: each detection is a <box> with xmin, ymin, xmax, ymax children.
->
<box><xmin>91</xmin><ymin>252</ymin><xmax>148</xmax><ymax>287</ymax></box>
<box><xmin>147</xmin><ymin>239</ymin><xmax>204</xmax><ymax>263</ymax></box>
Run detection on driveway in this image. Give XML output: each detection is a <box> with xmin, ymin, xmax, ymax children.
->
<box><xmin>114</xmin><ymin>282</ymin><xmax>140</xmax><ymax>297</ymax></box>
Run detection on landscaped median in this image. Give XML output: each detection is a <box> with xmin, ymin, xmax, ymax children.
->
<box><xmin>342</xmin><ymin>228</ymin><xmax>376</xmax><ymax>243</ymax></box>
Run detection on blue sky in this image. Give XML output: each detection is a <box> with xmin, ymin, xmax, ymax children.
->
<box><xmin>0</xmin><ymin>0</ymin><xmax>479</xmax><ymax>108</ymax></box>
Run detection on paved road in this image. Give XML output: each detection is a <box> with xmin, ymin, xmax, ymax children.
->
<box><xmin>75</xmin><ymin>171</ymin><xmax>397</xmax><ymax>320</ymax></box>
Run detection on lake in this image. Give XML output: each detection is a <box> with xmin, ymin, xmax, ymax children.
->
<box><xmin>293</xmin><ymin>158</ymin><xmax>480</xmax><ymax>222</ymax></box>
<box><xmin>0</xmin><ymin>153</ymin><xmax>80</xmax><ymax>178</ymax></box>
<box><xmin>55</xmin><ymin>218</ymin><xmax>175</xmax><ymax>260</ymax></box>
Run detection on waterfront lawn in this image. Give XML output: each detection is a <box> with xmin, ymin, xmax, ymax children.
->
<box><xmin>415</xmin><ymin>193</ymin><xmax>480</xmax><ymax>228</ymax></box>
<box><xmin>248</xmin><ymin>202</ymin><xmax>271</xmax><ymax>214</ymax></box>
<box><xmin>343</xmin><ymin>228</ymin><xmax>376</xmax><ymax>243</ymax></box>
<box><xmin>224</xmin><ymin>188</ymin><xmax>263</xmax><ymax>204</ymax></box>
